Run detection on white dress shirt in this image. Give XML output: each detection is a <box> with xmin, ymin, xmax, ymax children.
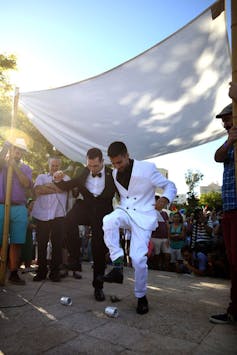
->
<box><xmin>32</xmin><ymin>173</ymin><xmax>70</xmax><ymax>221</ymax></box>
<box><xmin>85</xmin><ymin>167</ymin><xmax>105</xmax><ymax>197</ymax></box>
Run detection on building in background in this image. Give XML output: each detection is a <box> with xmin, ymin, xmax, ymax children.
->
<box><xmin>200</xmin><ymin>183</ymin><xmax>221</xmax><ymax>195</ymax></box>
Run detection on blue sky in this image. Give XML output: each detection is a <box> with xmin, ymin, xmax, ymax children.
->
<box><xmin>1</xmin><ymin>0</ymin><xmax>231</xmax><ymax>194</ymax></box>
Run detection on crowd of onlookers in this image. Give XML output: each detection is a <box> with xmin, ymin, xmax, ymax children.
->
<box><xmin>20</xmin><ymin>201</ymin><xmax>229</xmax><ymax>280</ymax></box>
<box><xmin>146</xmin><ymin>206</ymin><xmax>229</xmax><ymax>279</ymax></box>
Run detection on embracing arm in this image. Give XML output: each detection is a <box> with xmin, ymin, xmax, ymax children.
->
<box><xmin>54</xmin><ymin>177</ymin><xmax>83</xmax><ymax>191</ymax></box>
<box><xmin>215</xmin><ymin>126</ymin><xmax>237</xmax><ymax>162</ymax></box>
<box><xmin>34</xmin><ymin>184</ymin><xmax>63</xmax><ymax>197</ymax></box>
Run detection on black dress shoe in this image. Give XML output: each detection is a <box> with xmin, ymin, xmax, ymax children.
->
<box><xmin>103</xmin><ymin>268</ymin><xmax>123</xmax><ymax>284</ymax></box>
<box><xmin>136</xmin><ymin>295</ymin><xmax>149</xmax><ymax>315</ymax></box>
<box><xmin>73</xmin><ymin>271</ymin><xmax>82</xmax><ymax>279</ymax></box>
<box><xmin>94</xmin><ymin>288</ymin><xmax>105</xmax><ymax>302</ymax></box>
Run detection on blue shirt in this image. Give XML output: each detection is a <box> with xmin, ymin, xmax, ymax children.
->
<box><xmin>222</xmin><ymin>146</ymin><xmax>237</xmax><ymax>211</ymax></box>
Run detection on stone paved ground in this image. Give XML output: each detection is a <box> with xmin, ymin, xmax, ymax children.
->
<box><xmin>0</xmin><ymin>263</ymin><xmax>237</xmax><ymax>354</ymax></box>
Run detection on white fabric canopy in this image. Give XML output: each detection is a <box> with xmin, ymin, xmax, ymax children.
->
<box><xmin>20</xmin><ymin>7</ymin><xmax>231</xmax><ymax>164</ymax></box>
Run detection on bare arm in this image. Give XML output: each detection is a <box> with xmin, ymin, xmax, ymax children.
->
<box><xmin>214</xmin><ymin>127</ymin><xmax>237</xmax><ymax>163</ymax></box>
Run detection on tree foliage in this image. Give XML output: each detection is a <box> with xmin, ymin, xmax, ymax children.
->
<box><xmin>0</xmin><ymin>53</ymin><xmax>16</xmax><ymax>94</ymax></box>
<box><xmin>0</xmin><ymin>54</ymin><xmax>17</xmax><ymax>124</ymax></box>
<box><xmin>0</xmin><ymin>53</ymin><xmax>83</xmax><ymax>180</ymax></box>
<box><xmin>185</xmin><ymin>169</ymin><xmax>204</xmax><ymax>195</ymax></box>
<box><xmin>185</xmin><ymin>169</ymin><xmax>203</xmax><ymax>211</ymax></box>
<box><xmin>199</xmin><ymin>191</ymin><xmax>222</xmax><ymax>210</ymax></box>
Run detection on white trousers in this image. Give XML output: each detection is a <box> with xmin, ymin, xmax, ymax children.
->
<box><xmin>103</xmin><ymin>208</ymin><xmax>151</xmax><ymax>298</ymax></box>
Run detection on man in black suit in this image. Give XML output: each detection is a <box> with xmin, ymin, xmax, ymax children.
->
<box><xmin>54</xmin><ymin>148</ymin><xmax>117</xmax><ymax>301</ymax></box>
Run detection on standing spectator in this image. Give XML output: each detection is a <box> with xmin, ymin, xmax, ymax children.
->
<box><xmin>150</xmin><ymin>196</ymin><xmax>170</xmax><ymax>270</ymax></box>
<box><xmin>32</xmin><ymin>157</ymin><xmax>70</xmax><ymax>282</ymax></box>
<box><xmin>186</xmin><ymin>208</ymin><xmax>213</xmax><ymax>281</ymax></box>
<box><xmin>21</xmin><ymin>198</ymin><xmax>36</xmax><ymax>273</ymax></box>
<box><xmin>0</xmin><ymin>139</ymin><xmax>32</xmax><ymax>285</ymax></box>
<box><xmin>168</xmin><ymin>212</ymin><xmax>186</xmax><ymax>270</ymax></box>
<box><xmin>208</xmin><ymin>209</ymin><xmax>220</xmax><ymax>245</ymax></box>
<box><xmin>52</xmin><ymin>148</ymin><xmax>117</xmax><ymax>301</ymax></box>
<box><xmin>102</xmin><ymin>141</ymin><xmax>177</xmax><ymax>315</ymax></box>
<box><xmin>210</xmin><ymin>82</ymin><xmax>237</xmax><ymax>324</ymax></box>
<box><xmin>190</xmin><ymin>208</ymin><xmax>213</xmax><ymax>255</ymax></box>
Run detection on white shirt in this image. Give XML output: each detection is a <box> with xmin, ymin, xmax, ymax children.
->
<box><xmin>85</xmin><ymin>167</ymin><xmax>105</xmax><ymax>197</ymax></box>
<box><xmin>32</xmin><ymin>173</ymin><xmax>70</xmax><ymax>221</ymax></box>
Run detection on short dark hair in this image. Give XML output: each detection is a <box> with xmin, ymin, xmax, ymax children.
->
<box><xmin>87</xmin><ymin>148</ymin><xmax>103</xmax><ymax>161</ymax></box>
<box><xmin>173</xmin><ymin>212</ymin><xmax>183</xmax><ymax>223</ymax></box>
<box><xmin>107</xmin><ymin>141</ymin><xmax>128</xmax><ymax>158</ymax></box>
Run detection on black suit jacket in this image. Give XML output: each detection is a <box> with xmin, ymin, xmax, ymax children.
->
<box><xmin>55</xmin><ymin>166</ymin><xmax>118</xmax><ymax>217</ymax></box>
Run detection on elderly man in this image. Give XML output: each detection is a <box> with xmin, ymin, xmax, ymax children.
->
<box><xmin>0</xmin><ymin>139</ymin><xmax>32</xmax><ymax>285</ymax></box>
<box><xmin>32</xmin><ymin>157</ymin><xmax>70</xmax><ymax>282</ymax></box>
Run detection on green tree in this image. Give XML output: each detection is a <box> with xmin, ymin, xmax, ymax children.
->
<box><xmin>0</xmin><ymin>54</ymin><xmax>17</xmax><ymax>125</ymax></box>
<box><xmin>0</xmin><ymin>53</ymin><xmax>82</xmax><ymax>180</ymax></box>
<box><xmin>199</xmin><ymin>191</ymin><xmax>222</xmax><ymax>210</ymax></box>
<box><xmin>185</xmin><ymin>169</ymin><xmax>203</xmax><ymax>211</ymax></box>
<box><xmin>0</xmin><ymin>53</ymin><xmax>16</xmax><ymax>94</ymax></box>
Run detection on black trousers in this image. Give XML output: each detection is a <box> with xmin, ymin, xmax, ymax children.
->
<box><xmin>66</xmin><ymin>199</ymin><xmax>109</xmax><ymax>289</ymax></box>
<box><xmin>36</xmin><ymin>217</ymin><xmax>65</xmax><ymax>276</ymax></box>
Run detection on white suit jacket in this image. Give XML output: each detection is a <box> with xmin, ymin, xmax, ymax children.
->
<box><xmin>113</xmin><ymin>159</ymin><xmax>177</xmax><ymax>231</ymax></box>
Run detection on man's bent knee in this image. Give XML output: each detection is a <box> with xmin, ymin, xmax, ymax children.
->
<box><xmin>103</xmin><ymin>214</ymin><xmax>119</xmax><ymax>231</ymax></box>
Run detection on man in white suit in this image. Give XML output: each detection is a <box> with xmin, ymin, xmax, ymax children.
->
<box><xmin>103</xmin><ymin>141</ymin><xmax>177</xmax><ymax>314</ymax></box>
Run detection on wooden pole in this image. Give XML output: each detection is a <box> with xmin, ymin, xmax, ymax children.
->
<box><xmin>232</xmin><ymin>1</ymin><xmax>237</xmax><ymax>191</ymax></box>
<box><xmin>0</xmin><ymin>87</ymin><xmax>19</xmax><ymax>285</ymax></box>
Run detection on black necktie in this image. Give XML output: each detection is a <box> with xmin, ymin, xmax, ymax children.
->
<box><xmin>92</xmin><ymin>172</ymin><xmax>102</xmax><ymax>178</ymax></box>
